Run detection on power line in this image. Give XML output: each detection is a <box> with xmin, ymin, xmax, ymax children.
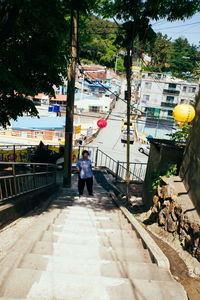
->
<box><xmin>73</xmin><ymin>112</ymin><xmax>175</xmax><ymax>129</ymax></box>
<box><xmin>154</xmin><ymin>21</ymin><xmax>200</xmax><ymax>31</ymax></box>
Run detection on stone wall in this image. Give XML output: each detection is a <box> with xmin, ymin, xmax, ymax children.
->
<box><xmin>150</xmin><ymin>177</ymin><xmax>200</xmax><ymax>262</ymax></box>
<box><xmin>143</xmin><ymin>139</ymin><xmax>185</xmax><ymax>209</ymax></box>
<box><xmin>180</xmin><ymin>92</ymin><xmax>200</xmax><ymax>214</ymax></box>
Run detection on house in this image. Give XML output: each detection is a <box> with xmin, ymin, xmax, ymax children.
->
<box><xmin>11</xmin><ymin>117</ymin><xmax>65</xmax><ymax>142</ymax></box>
<box><xmin>81</xmin><ymin>65</ymin><xmax>107</xmax><ymax>80</ymax></box>
<box><xmin>139</xmin><ymin>72</ymin><xmax>199</xmax><ymax>120</ymax></box>
<box><xmin>74</xmin><ymin>94</ymin><xmax>113</xmax><ymax>113</ymax></box>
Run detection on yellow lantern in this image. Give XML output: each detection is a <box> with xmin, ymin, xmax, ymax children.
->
<box><xmin>173</xmin><ymin>104</ymin><xmax>195</xmax><ymax>129</ymax></box>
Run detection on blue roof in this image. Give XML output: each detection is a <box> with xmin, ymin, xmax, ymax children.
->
<box><xmin>83</xmin><ymin>82</ymin><xmax>111</xmax><ymax>89</ymax></box>
<box><xmin>12</xmin><ymin>117</ymin><xmax>65</xmax><ymax>130</ymax></box>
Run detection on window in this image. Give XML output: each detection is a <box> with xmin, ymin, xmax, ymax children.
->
<box><xmin>89</xmin><ymin>106</ymin><xmax>100</xmax><ymax>112</ymax></box>
<box><xmin>166</xmin><ymin>96</ymin><xmax>174</xmax><ymax>102</ymax></box>
<box><xmin>34</xmin><ymin>131</ymin><xmax>44</xmax><ymax>138</ymax></box>
<box><xmin>27</xmin><ymin>132</ymin><xmax>31</xmax><ymax>138</ymax></box>
<box><xmin>168</xmin><ymin>111</ymin><xmax>173</xmax><ymax>117</ymax></box>
<box><xmin>55</xmin><ymin>131</ymin><xmax>64</xmax><ymax>138</ymax></box>
<box><xmin>188</xmin><ymin>87</ymin><xmax>196</xmax><ymax>93</ymax></box>
<box><xmin>183</xmin><ymin>86</ymin><xmax>187</xmax><ymax>92</ymax></box>
<box><xmin>145</xmin><ymin>82</ymin><xmax>152</xmax><ymax>90</ymax></box>
<box><xmin>155</xmin><ymin>74</ymin><xmax>161</xmax><ymax>80</ymax></box>
<box><xmin>143</xmin><ymin>94</ymin><xmax>150</xmax><ymax>101</ymax></box>
<box><xmin>169</xmin><ymin>83</ymin><xmax>176</xmax><ymax>89</ymax></box>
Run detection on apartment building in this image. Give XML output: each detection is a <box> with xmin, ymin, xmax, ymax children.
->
<box><xmin>140</xmin><ymin>72</ymin><xmax>199</xmax><ymax>120</ymax></box>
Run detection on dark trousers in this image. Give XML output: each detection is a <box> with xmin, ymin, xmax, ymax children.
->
<box><xmin>78</xmin><ymin>176</ymin><xmax>93</xmax><ymax>195</ymax></box>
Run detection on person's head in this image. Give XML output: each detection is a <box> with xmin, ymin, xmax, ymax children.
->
<box><xmin>82</xmin><ymin>150</ymin><xmax>89</xmax><ymax>160</ymax></box>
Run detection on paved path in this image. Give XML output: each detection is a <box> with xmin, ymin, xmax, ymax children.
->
<box><xmin>0</xmin><ymin>174</ymin><xmax>187</xmax><ymax>299</ymax></box>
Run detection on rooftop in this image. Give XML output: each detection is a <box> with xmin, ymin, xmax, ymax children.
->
<box><xmin>12</xmin><ymin>117</ymin><xmax>65</xmax><ymax>130</ymax></box>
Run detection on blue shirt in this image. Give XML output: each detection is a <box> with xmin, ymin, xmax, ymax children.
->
<box><xmin>76</xmin><ymin>158</ymin><xmax>93</xmax><ymax>179</ymax></box>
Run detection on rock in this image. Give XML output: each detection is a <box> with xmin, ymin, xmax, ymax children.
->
<box><xmin>153</xmin><ymin>195</ymin><xmax>159</xmax><ymax>206</ymax></box>
<box><xmin>171</xmin><ymin>211</ymin><xmax>177</xmax><ymax>222</ymax></box>
<box><xmin>183</xmin><ymin>222</ymin><xmax>190</xmax><ymax>233</ymax></box>
<box><xmin>190</xmin><ymin>223</ymin><xmax>200</xmax><ymax>235</ymax></box>
<box><xmin>169</xmin><ymin>201</ymin><xmax>175</xmax><ymax>214</ymax></box>
<box><xmin>195</xmin><ymin>248</ymin><xmax>200</xmax><ymax>262</ymax></box>
<box><xmin>171</xmin><ymin>194</ymin><xmax>178</xmax><ymax>202</ymax></box>
<box><xmin>151</xmin><ymin>205</ymin><xmax>158</xmax><ymax>214</ymax></box>
<box><xmin>158</xmin><ymin>209</ymin><xmax>166</xmax><ymax>226</ymax></box>
<box><xmin>192</xmin><ymin>247</ymin><xmax>198</xmax><ymax>257</ymax></box>
<box><xmin>174</xmin><ymin>205</ymin><xmax>182</xmax><ymax>217</ymax></box>
<box><xmin>194</xmin><ymin>237</ymin><xmax>200</xmax><ymax>248</ymax></box>
<box><xmin>179</xmin><ymin>213</ymin><xmax>184</xmax><ymax>228</ymax></box>
<box><xmin>167</xmin><ymin>215</ymin><xmax>178</xmax><ymax>233</ymax></box>
<box><xmin>157</xmin><ymin>186</ymin><xmax>162</xmax><ymax>198</ymax></box>
<box><xmin>163</xmin><ymin>200</ymin><xmax>170</xmax><ymax>207</ymax></box>
<box><xmin>179</xmin><ymin>228</ymin><xmax>187</xmax><ymax>247</ymax></box>
<box><xmin>161</xmin><ymin>184</ymin><xmax>177</xmax><ymax>200</ymax></box>
<box><xmin>193</xmin><ymin>266</ymin><xmax>200</xmax><ymax>276</ymax></box>
<box><xmin>161</xmin><ymin>185</ymin><xmax>169</xmax><ymax>199</ymax></box>
<box><xmin>184</xmin><ymin>234</ymin><xmax>192</xmax><ymax>251</ymax></box>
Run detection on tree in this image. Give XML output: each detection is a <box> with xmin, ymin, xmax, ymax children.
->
<box><xmin>146</xmin><ymin>33</ymin><xmax>171</xmax><ymax>71</ymax></box>
<box><xmin>0</xmin><ymin>0</ymin><xmax>68</xmax><ymax>127</ymax></box>
<box><xmin>79</xmin><ymin>16</ymin><xmax>125</xmax><ymax>72</ymax></box>
<box><xmin>168</xmin><ymin>124</ymin><xmax>191</xmax><ymax>143</ymax></box>
<box><xmin>168</xmin><ymin>37</ymin><xmax>199</xmax><ymax>77</ymax></box>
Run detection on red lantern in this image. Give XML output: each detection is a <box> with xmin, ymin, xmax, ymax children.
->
<box><xmin>97</xmin><ymin>119</ymin><xmax>107</xmax><ymax>128</ymax></box>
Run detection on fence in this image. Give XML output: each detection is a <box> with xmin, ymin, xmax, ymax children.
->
<box><xmin>0</xmin><ymin>144</ymin><xmax>147</xmax><ymax>183</ymax></box>
<box><xmin>94</xmin><ymin>148</ymin><xmax>146</xmax><ymax>182</ymax></box>
<box><xmin>0</xmin><ymin>144</ymin><xmax>97</xmax><ymax>165</ymax></box>
<box><xmin>0</xmin><ymin>162</ymin><xmax>56</xmax><ymax>202</ymax></box>
<box><xmin>118</xmin><ymin>162</ymin><xmax>147</xmax><ymax>182</ymax></box>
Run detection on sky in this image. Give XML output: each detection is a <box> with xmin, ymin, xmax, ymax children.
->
<box><xmin>151</xmin><ymin>12</ymin><xmax>200</xmax><ymax>46</ymax></box>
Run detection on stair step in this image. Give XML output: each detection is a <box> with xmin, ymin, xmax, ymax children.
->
<box><xmin>56</xmin><ymin>211</ymin><xmax>126</xmax><ymax>221</ymax></box>
<box><xmin>1</xmin><ymin>268</ymin><xmax>187</xmax><ymax>300</ymax></box>
<box><xmin>53</xmin><ymin>218</ymin><xmax>131</xmax><ymax>230</ymax></box>
<box><xmin>31</xmin><ymin>241</ymin><xmax>152</xmax><ymax>263</ymax></box>
<box><xmin>40</xmin><ymin>230</ymin><xmax>142</xmax><ymax>248</ymax></box>
<box><xmin>19</xmin><ymin>253</ymin><xmax>172</xmax><ymax>281</ymax></box>
<box><xmin>49</xmin><ymin>224</ymin><xmax>137</xmax><ymax>237</ymax></box>
<box><xmin>57</xmin><ymin>201</ymin><xmax>117</xmax><ymax>210</ymax></box>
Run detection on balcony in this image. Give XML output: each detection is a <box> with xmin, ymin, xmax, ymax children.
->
<box><xmin>161</xmin><ymin>102</ymin><xmax>177</xmax><ymax>108</ymax></box>
<box><xmin>163</xmin><ymin>89</ymin><xmax>180</xmax><ymax>95</ymax></box>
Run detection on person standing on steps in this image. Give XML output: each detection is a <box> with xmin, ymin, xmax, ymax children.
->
<box><xmin>76</xmin><ymin>150</ymin><xmax>93</xmax><ymax>197</ymax></box>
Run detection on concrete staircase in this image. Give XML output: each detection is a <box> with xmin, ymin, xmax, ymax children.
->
<box><xmin>0</xmin><ymin>179</ymin><xmax>187</xmax><ymax>299</ymax></box>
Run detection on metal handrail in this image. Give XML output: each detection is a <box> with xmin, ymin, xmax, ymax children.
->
<box><xmin>119</xmin><ymin>161</ymin><xmax>147</xmax><ymax>165</ymax></box>
<box><xmin>0</xmin><ymin>161</ymin><xmax>55</xmax><ymax>165</ymax></box>
<box><xmin>95</xmin><ymin>149</ymin><xmax>146</xmax><ymax>182</ymax></box>
<box><xmin>0</xmin><ymin>162</ymin><xmax>56</xmax><ymax>202</ymax></box>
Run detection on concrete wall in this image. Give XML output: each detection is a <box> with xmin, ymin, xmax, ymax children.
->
<box><xmin>143</xmin><ymin>139</ymin><xmax>185</xmax><ymax>209</ymax></box>
<box><xmin>0</xmin><ymin>184</ymin><xmax>58</xmax><ymax>229</ymax></box>
<box><xmin>180</xmin><ymin>92</ymin><xmax>200</xmax><ymax>214</ymax></box>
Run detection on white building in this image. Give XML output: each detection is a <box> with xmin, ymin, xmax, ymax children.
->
<box><xmin>74</xmin><ymin>94</ymin><xmax>113</xmax><ymax>113</ymax></box>
<box><xmin>139</xmin><ymin>72</ymin><xmax>199</xmax><ymax>120</ymax></box>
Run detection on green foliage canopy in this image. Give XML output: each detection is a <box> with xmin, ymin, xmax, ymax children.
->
<box><xmin>0</xmin><ymin>0</ymin><xmax>68</xmax><ymax>127</ymax></box>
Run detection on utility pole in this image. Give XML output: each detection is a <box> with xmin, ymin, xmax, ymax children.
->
<box><xmin>63</xmin><ymin>9</ymin><xmax>79</xmax><ymax>186</ymax></box>
<box><xmin>124</xmin><ymin>48</ymin><xmax>132</xmax><ymax>198</ymax></box>
<box><xmin>115</xmin><ymin>53</ymin><xmax>119</xmax><ymax>74</ymax></box>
